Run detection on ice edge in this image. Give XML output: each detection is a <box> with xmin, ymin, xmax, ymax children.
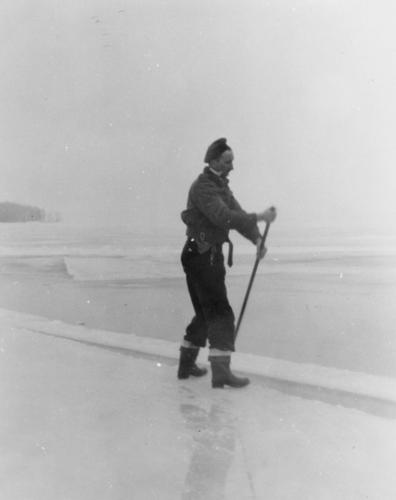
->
<box><xmin>1</xmin><ymin>308</ymin><xmax>395</xmax><ymax>404</ymax></box>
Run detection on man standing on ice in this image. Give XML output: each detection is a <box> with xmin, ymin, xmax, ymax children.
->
<box><xmin>178</xmin><ymin>138</ymin><xmax>277</xmax><ymax>388</ymax></box>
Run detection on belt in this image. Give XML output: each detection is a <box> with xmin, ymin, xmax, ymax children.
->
<box><xmin>188</xmin><ymin>238</ymin><xmax>233</xmax><ymax>267</ymax></box>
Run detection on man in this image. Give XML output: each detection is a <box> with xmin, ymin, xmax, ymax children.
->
<box><xmin>178</xmin><ymin>138</ymin><xmax>277</xmax><ymax>388</ymax></box>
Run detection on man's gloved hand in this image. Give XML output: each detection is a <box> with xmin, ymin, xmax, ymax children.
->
<box><xmin>257</xmin><ymin>206</ymin><xmax>277</xmax><ymax>224</ymax></box>
<box><xmin>256</xmin><ymin>238</ymin><xmax>267</xmax><ymax>260</ymax></box>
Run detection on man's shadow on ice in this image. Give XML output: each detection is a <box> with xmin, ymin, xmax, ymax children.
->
<box><xmin>179</xmin><ymin>389</ymin><xmax>236</xmax><ymax>500</ymax></box>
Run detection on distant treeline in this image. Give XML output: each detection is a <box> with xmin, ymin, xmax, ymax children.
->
<box><xmin>0</xmin><ymin>202</ymin><xmax>61</xmax><ymax>223</ymax></box>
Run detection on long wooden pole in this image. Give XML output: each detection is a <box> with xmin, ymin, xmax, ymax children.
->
<box><xmin>234</xmin><ymin>221</ymin><xmax>271</xmax><ymax>338</ymax></box>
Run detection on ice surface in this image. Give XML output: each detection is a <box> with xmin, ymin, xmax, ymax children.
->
<box><xmin>2</xmin><ymin>309</ymin><xmax>396</xmax><ymax>404</ymax></box>
<box><xmin>1</xmin><ymin>311</ymin><xmax>396</xmax><ymax>499</ymax></box>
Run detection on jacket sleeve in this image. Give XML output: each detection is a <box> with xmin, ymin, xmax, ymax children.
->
<box><xmin>191</xmin><ymin>179</ymin><xmax>260</xmax><ymax>244</ymax></box>
<box><xmin>229</xmin><ymin>193</ymin><xmax>261</xmax><ymax>243</ymax></box>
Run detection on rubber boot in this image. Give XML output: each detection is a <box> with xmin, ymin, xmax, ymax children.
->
<box><xmin>209</xmin><ymin>355</ymin><xmax>250</xmax><ymax>388</ymax></box>
<box><xmin>177</xmin><ymin>347</ymin><xmax>208</xmax><ymax>379</ymax></box>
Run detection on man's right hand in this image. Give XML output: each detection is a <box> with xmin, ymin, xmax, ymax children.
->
<box><xmin>256</xmin><ymin>238</ymin><xmax>267</xmax><ymax>260</ymax></box>
<box><xmin>257</xmin><ymin>206</ymin><xmax>277</xmax><ymax>223</ymax></box>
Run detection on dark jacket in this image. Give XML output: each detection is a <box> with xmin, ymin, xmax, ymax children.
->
<box><xmin>181</xmin><ymin>167</ymin><xmax>260</xmax><ymax>251</ymax></box>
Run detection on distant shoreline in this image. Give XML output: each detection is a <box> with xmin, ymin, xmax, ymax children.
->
<box><xmin>0</xmin><ymin>202</ymin><xmax>61</xmax><ymax>223</ymax></box>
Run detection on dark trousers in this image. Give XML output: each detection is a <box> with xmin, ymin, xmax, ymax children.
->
<box><xmin>181</xmin><ymin>239</ymin><xmax>235</xmax><ymax>352</ymax></box>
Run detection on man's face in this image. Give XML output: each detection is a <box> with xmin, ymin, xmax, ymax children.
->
<box><xmin>212</xmin><ymin>150</ymin><xmax>234</xmax><ymax>178</ymax></box>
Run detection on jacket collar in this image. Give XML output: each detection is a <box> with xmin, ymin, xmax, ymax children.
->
<box><xmin>203</xmin><ymin>166</ymin><xmax>229</xmax><ymax>186</ymax></box>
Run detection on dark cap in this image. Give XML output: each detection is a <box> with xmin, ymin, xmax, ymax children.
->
<box><xmin>204</xmin><ymin>138</ymin><xmax>231</xmax><ymax>163</ymax></box>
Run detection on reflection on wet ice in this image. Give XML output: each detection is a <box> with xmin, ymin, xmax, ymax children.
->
<box><xmin>179</xmin><ymin>388</ymin><xmax>236</xmax><ymax>500</ymax></box>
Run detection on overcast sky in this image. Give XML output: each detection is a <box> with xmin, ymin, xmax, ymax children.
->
<box><xmin>1</xmin><ymin>0</ymin><xmax>395</xmax><ymax>235</ymax></box>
